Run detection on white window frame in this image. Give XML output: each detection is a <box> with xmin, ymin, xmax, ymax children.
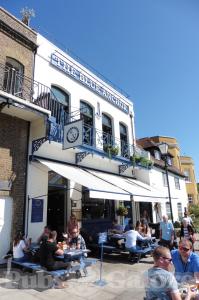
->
<box><xmin>174</xmin><ymin>177</ymin><xmax>180</xmax><ymax>190</ymax></box>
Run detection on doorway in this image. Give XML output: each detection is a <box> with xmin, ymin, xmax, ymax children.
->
<box><xmin>47</xmin><ymin>171</ymin><xmax>68</xmax><ymax>240</ymax></box>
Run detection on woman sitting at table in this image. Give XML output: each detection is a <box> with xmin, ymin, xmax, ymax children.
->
<box><xmin>141</xmin><ymin>220</ymin><xmax>152</xmax><ymax>238</ymax></box>
<box><xmin>135</xmin><ymin>220</ymin><xmax>143</xmax><ymax>234</ymax></box>
<box><xmin>13</xmin><ymin>232</ymin><xmax>30</xmax><ymax>262</ymax></box>
<box><xmin>40</xmin><ymin>230</ymin><xmax>71</xmax><ymax>271</ymax></box>
<box><xmin>68</xmin><ymin>228</ymin><xmax>86</xmax><ymax>250</ymax></box>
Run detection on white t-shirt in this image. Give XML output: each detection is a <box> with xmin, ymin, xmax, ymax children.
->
<box><xmin>13</xmin><ymin>240</ymin><xmax>26</xmax><ymax>258</ymax></box>
<box><xmin>124</xmin><ymin>230</ymin><xmax>146</xmax><ymax>248</ymax></box>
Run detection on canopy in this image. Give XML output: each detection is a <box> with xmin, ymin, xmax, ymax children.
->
<box><xmin>84</xmin><ymin>169</ymin><xmax>168</xmax><ymax>203</ymax></box>
<box><xmin>38</xmin><ymin>159</ymin><xmax>130</xmax><ymax>201</ymax></box>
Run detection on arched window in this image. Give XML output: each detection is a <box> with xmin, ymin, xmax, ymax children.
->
<box><xmin>119</xmin><ymin>123</ymin><xmax>128</xmax><ymax>157</ymax></box>
<box><xmin>3</xmin><ymin>57</ymin><xmax>24</xmax><ymax>97</ymax></box>
<box><xmin>51</xmin><ymin>86</ymin><xmax>69</xmax><ymax>124</ymax></box>
<box><xmin>80</xmin><ymin>101</ymin><xmax>93</xmax><ymax>145</ymax></box>
<box><xmin>102</xmin><ymin>113</ymin><xmax>113</xmax><ymax>148</ymax></box>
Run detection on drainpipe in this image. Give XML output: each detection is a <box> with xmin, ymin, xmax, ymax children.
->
<box><xmin>23</xmin><ymin>121</ymin><xmax>30</xmax><ymax>236</ymax></box>
<box><xmin>129</xmin><ymin>110</ymin><xmax>136</xmax><ymax>156</ymax></box>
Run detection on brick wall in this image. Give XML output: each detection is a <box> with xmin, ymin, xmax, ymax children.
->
<box><xmin>0</xmin><ymin>7</ymin><xmax>37</xmax><ymax>45</ymax></box>
<box><xmin>0</xmin><ymin>112</ymin><xmax>29</xmax><ymax>234</ymax></box>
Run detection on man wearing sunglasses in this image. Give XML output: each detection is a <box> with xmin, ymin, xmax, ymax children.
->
<box><xmin>145</xmin><ymin>246</ymin><xmax>195</xmax><ymax>300</ymax></box>
<box><xmin>171</xmin><ymin>239</ymin><xmax>199</xmax><ymax>283</ymax></box>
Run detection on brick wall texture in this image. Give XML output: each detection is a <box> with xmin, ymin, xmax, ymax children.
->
<box><xmin>0</xmin><ymin>112</ymin><xmax>29</xmax><ymax>234</ymax></box>
<box><xmin>0</xmin><ymin>7</ymin><xmax>36</xmax><ymax>237</ymax></box>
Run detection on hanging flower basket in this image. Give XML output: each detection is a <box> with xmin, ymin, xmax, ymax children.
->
<box><xmin>116</xmin><ymin>206</ymin><xmax>128</xmax><ymax>216</ymax></box>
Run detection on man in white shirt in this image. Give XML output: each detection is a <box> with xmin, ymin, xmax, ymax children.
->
<box><xmin>124</xmin><ymin>224</ymin><xmax>149</xmax><ymax>252</ymax></box>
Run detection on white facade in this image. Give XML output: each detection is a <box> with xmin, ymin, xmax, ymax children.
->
<box><xmin>25</xmin><ymin>34</ymin><xmax>188</xmax><ymax>240</ymax></box>
<box><xmin>26</xmin><ymin>34</ymin><xmax>137</xmax><ymax>240</ymax></box>
<box><xmin>134</xmin><ymin>165</ymin><xmax>188</xmax><ymax>222</ymax></box>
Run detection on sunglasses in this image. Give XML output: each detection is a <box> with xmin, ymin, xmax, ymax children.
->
<box><xmin>179</xmin><ymin>246</ymin><xmax>190</xmax><ymax>252</ymax></box>
<box><xmin>161</xmin><ymin>256</ymin><xmax>172</xmax><ymax>262</ymax></box>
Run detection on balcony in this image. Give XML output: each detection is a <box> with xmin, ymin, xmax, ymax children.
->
<box><xmin>0</xmin><ymin>63</ymin><xmax>150</xmax><ymax>165</ymax></box>
<box><xmin>0</xmin><ymin>63</ymin><xmax>68</xmax><ymax>123</ymax></box>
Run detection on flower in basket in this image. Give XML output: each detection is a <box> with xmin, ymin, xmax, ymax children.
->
<box><xmin>116</xmin><ymin>206</ymin><xmax>128</xmax><ymax>216</ymax></box>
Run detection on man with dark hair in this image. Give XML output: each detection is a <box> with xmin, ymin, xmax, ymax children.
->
<box><xmin>37</xmin><ymin>225</ymin><xmax>51</xmax><ymax>244</ymax></box>
<box><xmin>145</xmin><ymin>246</ymin><xmax>195</xmax><ymax>300</ymax></box>
<box><xmin>40</xmin><ymin>230</ymin><xmax>71</xmax><ymax>271</ymax></box>
<box><xmin>171</xmin><ymin>239</ymin><xmax>199</xmax><ymax>283</ymax></box>
<box><xmin>124</xmin><ymin>224</ymin><xmax>149</xmax><ymax>252</ymax></box>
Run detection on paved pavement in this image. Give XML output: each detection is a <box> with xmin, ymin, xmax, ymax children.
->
<box><xmin>0</xmin><ymin>254</ymin><xmax>152</xmax><ymax>300</ymax></box>
<box><xmin>1</xmin><ymin>236</ymin><xmax>198</xmax><ymax>300</ymax></box>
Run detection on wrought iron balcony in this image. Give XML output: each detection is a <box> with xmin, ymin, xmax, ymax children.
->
<box><xmin>0</xmin><ymin>63</ymin><xmax>69</xmax><ymax>124</ymax></box>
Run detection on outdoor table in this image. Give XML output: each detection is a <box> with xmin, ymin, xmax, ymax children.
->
<box><xmin>56</xmin><ymin>249</ymin><xmax>91</xmax><ymax>262</ymax></box>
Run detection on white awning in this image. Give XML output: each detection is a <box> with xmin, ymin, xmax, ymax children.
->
<box><xmin>38</xmin><ymin>159</ymin><xmax>130</xmax><ymax>201</ymax></box>
<box><xmin>85</xmin><ymin>169</ymin><xmax>168</xmax><ymax>203</ymax></box>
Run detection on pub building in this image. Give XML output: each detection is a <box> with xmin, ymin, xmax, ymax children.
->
<box><xmin>25</xmin><ymin>33</ymin><xmax>187</xmax><ymax>242</ymax></box>
<box><xmin>0</xmin><ymin>7</ymin><xmax>188</xmax><ymax>257</ymax></box>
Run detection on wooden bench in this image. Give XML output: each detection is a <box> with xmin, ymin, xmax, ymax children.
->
<box><xmin>11</xmin><ymin>257</ymin><xmax>97</xmax><ymax>287</ymax></box>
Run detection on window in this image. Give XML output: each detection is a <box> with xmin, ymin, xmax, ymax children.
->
<box><xmin>174</xmin><ymin>177</ymin><xmax>180</xmax><ymax>190</ymax></box>
<box><xmin>188</xmin><ymin>194</ymin><xmax>193</xmax><ymax>203</ymax></box>
<box><xmin>51</xmin><ymin>86</ymin><xmax>69</xmax><ymax>124</ymax></box>
<box><xmin>82</xmin><ymin>191</ymin><xmax>115</xmax><ymax>220</ymax></box>
<box><xmin>177</xmin><ymin>203</ymin><xmax>183</xmax><ymax>220</ymax></box>
<box><xmin>166</xmin><ymin>156</ymin><xmax>172</xmax><ymax>166</ymax></box>
<box><xmin>166</xmin><ymin>202</ymin><xmax>171</xmax><ymax>220</ymax></box>
<box><xmin>162</xmin><ymin>172</ymin><xmax>168</xmax><ymax>187</ymax></box>
<box><xmin>154</xmin><ymin>150</ymin><xmax>161</xmax><ymax>160</ymax></box>
<box><xmin>4</xmin><ymin>57</ymin><xmax>24</xmax><ymax>97</ymax></box>
<box><xmin>184</xmin><ymin>169</ymin><xmax>191</xmax><ymax>182</ymax></box>
<box><xmin>102</xmin><ymin>113</ymin><xmax>113</xmax><ymax>148</ymax></box>
<box><xmin>119</xmin><ymin>123</ymin><xmax>128</xmax><ymax>157</ymax></box>
<box><xmin>80</xmin><ymin>101</ymin><xmax>93</xmax><ymax>145</ymax></box>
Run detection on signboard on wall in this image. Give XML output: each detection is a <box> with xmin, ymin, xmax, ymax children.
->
<box><xmin>51</xmin><ymin>53</ymin><xmax>129</xmax><ymax>114</ymax></box>
<box><xmin>63</xmin><ymin>119</ymin><xmax>83</xmax><ymax>150</ymax></box>
<box><xmin>31</xmin><ymin>198</ymin><xmax>43</xmax><ymax>223</ymax></box>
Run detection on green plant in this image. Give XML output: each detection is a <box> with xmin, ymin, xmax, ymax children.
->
<box><xmin>173</xmin><ymin>221</ymin><xmax>181</xmax><ymax>228</ymax></box>
<box><xmin>116</xmin><ymin>206</ymin><xmax>128</xmax><ymax>216</ymax></box>
<box><xmin>130</xmin><ymin>155</ymin><xmax>153</xmax><ymax>169</ymax></box>
<box><xmin>104</xmin><ymin>144</ymin><xmax>119</xmax><ymax>156</ymax></box>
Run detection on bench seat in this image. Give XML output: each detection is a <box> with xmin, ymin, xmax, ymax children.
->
<box><xmin>127</xmin><ymin>246</ymin><xmax>152</xmax><ymax>263</ymax></box>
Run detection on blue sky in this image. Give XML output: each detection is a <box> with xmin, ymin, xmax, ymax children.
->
<box><xmin>2</xmin><ymin>0</ymin><xmax>199</xmax><ymax>180</ymax></box>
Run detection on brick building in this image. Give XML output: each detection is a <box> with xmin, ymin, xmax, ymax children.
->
<box><xmin>0</xmin><ymin>7</ymin><xmax>48</xmax><ymax>256</ymax></box>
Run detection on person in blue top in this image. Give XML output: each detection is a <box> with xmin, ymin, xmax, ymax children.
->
<box><xmin>171</xmin><ymin>238</ymin><xmax>199</xmax><ymax>283</ymax></box>
<box><xmin>159</xmin><ymin>215</ymin><xmax>174</xmax><ymax>249</ymax></box>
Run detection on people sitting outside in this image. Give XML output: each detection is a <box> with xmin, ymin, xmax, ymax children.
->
<box><xmin>67</xmin><ymin>214</ymin><xmax>79</xmax><ymax>236</ymax></box>
<box><xmin>171</xmin><ymin>239</ymin><xmax>199</xmax><ymax>284</ymax></box>
<box><xmin>135</xmin><ymin>220</ymin><xmax>143</xmax><ymax>234</ymax></box>
<box><xmin>144</xmin><ymin>246</ymin><xmax>196</xmax><ymax>300</ymax></box>
<box><xmin>159</xmin><ymin>215</ymin><xmax>174</xmax><ymax>249</ymax></box>
<box><xmin>40</xmin><ymin>230</ymin><xmax>71</xmax><ymax>271</ymax></box>
<box><xmin>69</xmin><ymin>228</ymin><xmax>86</xmax><ymax>250</ymax></box>
<box><xmin>141</xmin><ymin>220</ymin><xmax>152</xmax><ymax>237</ymax></box>
<box><xmin>37</xmin><ymin>225</ymin><xmax>51</xmax><ymax>244</ymax></box>
<box><xmin>180</xmin><ymin>220</ymin><xmax>195</xmax><ymax>246</ymax></box>
<box><xmin>124</xmin><ymin>224</ymin><xmax>149</xmax><ymax>253</ymax></box>
<box><xmin>124</xmin><ymin>219</ymin><xmax>133</xmax><ymax>232</ymax></box>
<box><xmin>13</xmin><ymin>232</ymin><xmax>30</xmax><ymax>262</ymax></box>
<box><xmin>109</xmin><ymin>219</ymin><xmax>124</xmax><ymax>234</ymax></box>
